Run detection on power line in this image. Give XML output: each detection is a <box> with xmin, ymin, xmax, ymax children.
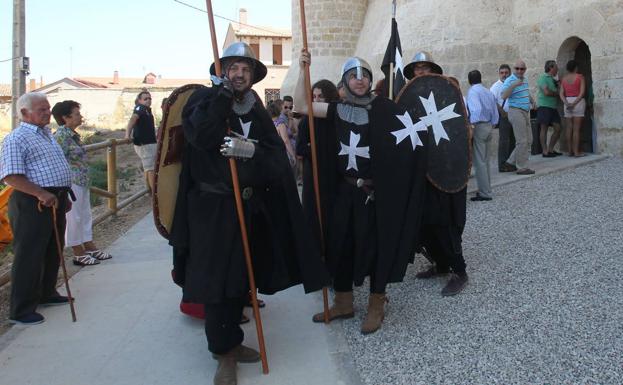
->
<box><xmin>0</xmin><ymin>57</ymin><xmax>19</xmax><ymax>63</ymax></box>
<box><xmin>173</xmin><ymin>0</ymin><xmax>290</xmax><ymax>36</ymax></box>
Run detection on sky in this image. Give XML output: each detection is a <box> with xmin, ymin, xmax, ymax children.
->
<box><xmin>0</xmin><ymin>0</ymin><xmax>291</xmax><ymax>84</ymax></box>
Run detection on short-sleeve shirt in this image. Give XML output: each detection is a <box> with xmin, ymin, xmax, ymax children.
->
<box><xmin>536</xmin><ymin>73</ymin><xmax>558</xmax><ymax>109</ymax></box>
<box><xmin>53</xmin><ymin>125</ymin><xmax>90</xmax><ymax>187</ymax></box>
<box><xmin>502</xmin><ymin>73</ymin><xmax>531</xmax><ymax>111</ymax></box>
<box><xmin>490</xmin><ymin>80</ymin><xmax>509</xmax><ymax>112</ymax></box>
<box><xmin>327</xmin><ymin>102</ymin><xmax>372</xmax><ymax>179</ymax></box>
<box><xmin>132</xmin><ymin>105</ymin><xmax>156</xmax><ymax>145</ymax></box>
<box><xmin>0</xmin><ymin>122</ymin><xmax>72</xmax><ymax>187</ymax></box>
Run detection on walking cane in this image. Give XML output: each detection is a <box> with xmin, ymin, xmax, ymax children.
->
<box><xmin>299</xmin><ymin>0</ymin><xmax>330</xmax><ymax>323</ymax></box>
<box><xmin>204</xmin><ymin>0</ymin><xmax>269</xmax><ymax>374</ymax></box>
<box><xmin>38</xmin><ymin>200</ymin><xmax>77</xmax><ymax>322</ymax></box>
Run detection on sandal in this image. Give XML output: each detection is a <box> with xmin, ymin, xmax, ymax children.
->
<box><xmin>88</xmin><ymin>250</ymin><xmax>112</xmax><ymax>260</ymax></box>
<box><xmin>73</xmin><ymin>255</ymin><xmax>100</xmax><ymax>266</ymax></box>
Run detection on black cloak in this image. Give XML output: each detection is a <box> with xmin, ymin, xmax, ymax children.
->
<box><xmin>301</xmin><ymin>97</ymin><xmax>428</xmax><ymax>289</ymax></box>
<box><xmin>169</xmin><ymin>85</ymin><xmax>329</xmax><ymax>304</ymax></box>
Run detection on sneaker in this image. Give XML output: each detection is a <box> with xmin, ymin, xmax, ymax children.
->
<box><xmin>40</xmin><ymin>296</ymin><xmax>73</xmax><ymax>306</ymax></box>
<box><xmin>441</xmin><ymin>273</ymin><xmax>469</xmax><ymax>296</ymax></box>
<box><xmin>9</xmin><ymin>312</ymin><xmax>45</xmax><ymax>325</ymax></box>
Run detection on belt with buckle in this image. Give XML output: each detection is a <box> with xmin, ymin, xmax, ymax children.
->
<box><xmin>198</xmin><ymin>182</ymin><xmax>253</xmax><ymax>200</ymax></box>
<box><xmin>343</xmin><ymin>177</ymin><xmax>375</xmax><ymax>204</ymax></box>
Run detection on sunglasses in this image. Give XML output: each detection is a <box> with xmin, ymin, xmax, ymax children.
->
<box><xmin>283</xmin><ymin>106</ymin><xmax>292</xmax><ymax>109</ymax></box>
<box><xmin>514</xmin><ymin>67</ymin><xmax>526</xmax><ymax>71</ymax></box>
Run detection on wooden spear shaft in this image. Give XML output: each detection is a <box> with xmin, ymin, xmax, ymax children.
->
<box><xmin>205</xmin><ymin>0</ymin><xmax>269</xmax><ymax>374</ymax></box>
<box><xmin>299</xmin><ymin>0</ymin><xmax>330</xmax><ymax>323</ymax></box>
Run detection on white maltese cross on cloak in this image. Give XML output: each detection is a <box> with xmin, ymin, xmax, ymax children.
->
<box><xmin>238</xmin><ymin>118</ymin><xmax>252</xmax><ymax>138</ymax></box>
<box><xmin>338</xmin><ymin>131</ymin><xmax>370</xmax><ymax>171</ymax></box>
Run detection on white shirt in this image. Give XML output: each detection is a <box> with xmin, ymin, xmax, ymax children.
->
<box><xmin>490</xmin><ymin>79</ymin><xmax>509</xmax><ymax>113</ymax></box>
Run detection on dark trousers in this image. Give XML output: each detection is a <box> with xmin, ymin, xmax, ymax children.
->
<box><xmin>8</xmin><ymin>190</ymin><xmax>67</xmax><ymax>318</ymax></box>
<box><xmin>204</xmin><ymin>298</ymin><xmax>245</xmax><ymax>355</ymax></box>
<box><xmin>333</xmin><ymin>232</ymin><xmax>384</xmax><ymax>294</ymax></box>
<box><xmin>497</xmin><ymin>115</ymin><xmax>516</xmax><ymax>170</ymax></box>
<box><xmin>421</xmin><ymin>225</ymin><xmax>466</xmax><ymax>274</ymax></box>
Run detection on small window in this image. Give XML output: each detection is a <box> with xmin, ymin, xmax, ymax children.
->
<box><xmin>250</xmin><ymin>44</ymin><xmax>260</xmax><ymax>60</ymax></box>
<box><xmin>273</xmin><ymin>44</ymin><xmax>283</xmax><ymax>65</ymax></box>
<box><xmin>265</xmin><ymin>89</ymin><xmax>280</xmax><ymax>104</ymax></box>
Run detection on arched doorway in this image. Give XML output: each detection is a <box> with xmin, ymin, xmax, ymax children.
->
<box><xmin>557</xmin><ymin>37</ymin><xmax>594</xmax><ymax>153</ymax></box>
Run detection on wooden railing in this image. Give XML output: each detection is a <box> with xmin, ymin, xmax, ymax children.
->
<box><xmin>0</xmin><ymin>138</ymin><xmax>151</xmax><ymax>288</ymax></box>
<box><xmin>83</xmin><ymin>138</ymin><xmax>150</xmax><ymax>225</ymax></box>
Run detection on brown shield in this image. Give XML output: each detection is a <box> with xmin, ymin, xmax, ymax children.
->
<box><xmin>153</xmin><ymin>84</ymin><xmax>204</xmax><ymax>239</ymax></box>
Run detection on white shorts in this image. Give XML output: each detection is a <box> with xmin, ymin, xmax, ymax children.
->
<box><xmin>65</xmin><ymin>184</ymin><xmax>93</xmax><ymax>247</ymax></box>
<box><xmin>564</xmin><ymin>97</ymin><xmax>586</xmax><ymax>118</ymax></box>
<box><xmin>134</xmin><ymin>143</ymin><xmax>157</xmax><ymax>171</ymax></box>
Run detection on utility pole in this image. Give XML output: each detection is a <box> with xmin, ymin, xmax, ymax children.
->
<box><xmin>11</xmin><ymin>0</ymin><xmax>26</xmax><ymax>128</ymax></box>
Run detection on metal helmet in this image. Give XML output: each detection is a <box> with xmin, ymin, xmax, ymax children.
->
<box><xmin>209</xmin><ymin>42</ymin><xmax>268</xmax><ymax>84</ymax></box>
<box><xmin>341</xmin><ymin>57</ymin><xmax>373</xmax><ymax>83</ymax></box>
<box><xmin>404</xmin><ymin>51</ymin><xmax>443</xmax><ymax>79</ymax></box>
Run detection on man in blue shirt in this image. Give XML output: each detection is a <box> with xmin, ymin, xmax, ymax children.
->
<box><xmin>501</xmin><ymin>59</ymin><xmax>535</xmax><ymax>175</ymax></box>
<box><xmin>0</xmin><ymin>92</ymin><xmax>73</xmax><ymax>325</ymax></box>
<box><xmin>466</xmin><ymin>70</ymin><xmax>499</xmax><ymax>201</ymax></box>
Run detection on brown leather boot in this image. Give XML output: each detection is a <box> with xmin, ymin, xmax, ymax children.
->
<box><xmin>360</xmin><ymin>293</ymin><xmax>388</xmax><ymax>335</ymax></box>
<box><xmin>312</xmin><ymin>291</ymin><xmax>354</xmax><ymax>323</ymax></box>
<box><xmin>213</xmin><ymin>354</ymin><xmax>237</xmax><ymax>385</ymax></box>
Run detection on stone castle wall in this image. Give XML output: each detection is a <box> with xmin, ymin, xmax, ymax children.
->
<box><xmin>283</xmin><ymin>0</ymin><xmax>623</xmax><ymax>155</ymax></box>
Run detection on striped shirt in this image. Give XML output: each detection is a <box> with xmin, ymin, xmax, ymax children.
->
<box><xmin>466</xmin><ymin>84</ymin><xmax>499</xmax><ymax>125</ymax></box>
<box><xmin>502</xmin><ymin>73</ymin><xmax>531</xmax><ymax>111</ymax></box>
<box><xmin>0</xmin><ymin>122</ymin><xmax>72</xmax><ymax>187</ymax></box>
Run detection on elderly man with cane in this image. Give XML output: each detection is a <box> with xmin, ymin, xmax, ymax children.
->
<box><xmin>0</xmin><ymin>92</ymin><xmax>74</xmax><ymax>325</ymax></box>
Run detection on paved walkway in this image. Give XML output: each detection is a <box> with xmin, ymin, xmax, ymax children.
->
<box><xmin>0</xmin><ymin>153</ymin><xmax>609</xmax><ymax>385</ymax></box>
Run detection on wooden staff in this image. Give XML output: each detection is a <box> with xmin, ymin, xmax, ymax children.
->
<box><xmin>204</xmin><ymin>0</ymin><xmax>268</xmax><ymax>374</ymax></box>
<box><xmin>299</xmin><ymin>0</ymin><xmax>330</xmax><ymax>323</ymax></box>
<box><xmin>38</xmin><ymin>201</ymin><xmax>76</xmax><ymax>322</ymax></box>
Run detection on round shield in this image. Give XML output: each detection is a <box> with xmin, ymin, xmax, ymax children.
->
<box><xmin>153</xmin><ymin>83</ymin><xmax>204</xmax><ymax>239</ymax></box>
<box><xmin>396</xmin><ymin>74</ymin><xmax>471</xmax><ymax>193</ymax></box>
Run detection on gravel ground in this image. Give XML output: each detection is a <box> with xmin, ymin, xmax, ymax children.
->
<box><xmin>340</xmin><ymin>157</ymin><xmax>623</xmax><ymax>385</ymax></box>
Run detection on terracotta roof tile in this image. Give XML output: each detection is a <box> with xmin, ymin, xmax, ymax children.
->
<box><xmin>74</xmin><ymin>77</ymin><xmax>211</xmax><ymax>89</ymax></box>
<box><xmin>233</xmin><ymin>23</ymin><xmax>291</xmax><ymax>38</ymax></box>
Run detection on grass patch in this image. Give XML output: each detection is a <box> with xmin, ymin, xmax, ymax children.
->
<box><xmin>88</xmin><ymin>160</ymin><xmax>138</xmax><ymax>206</ymax></box>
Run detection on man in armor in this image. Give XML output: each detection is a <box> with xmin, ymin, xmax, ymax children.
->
<box><xmin>294</xmin><ymin>51</ymin><xmax>427</xmax><ymax>335</ymax></box>
<box><xmin>404</xmin><ymin>51</ymin><xmax>443</xmax><ymax>78</ymax></box>
<box><xmin>168</xmin><ymin>42</ymin><xmax>328</xmax><ymax>385</ymax></box>
<box><xmin>403</xmin><ymin>51</ymin><xmax>470</xmax><ymax>297</ymax></box>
